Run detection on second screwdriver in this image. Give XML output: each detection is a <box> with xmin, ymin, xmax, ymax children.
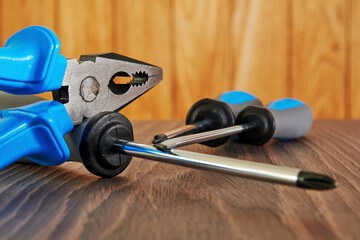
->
<box><xmin>153</xmin><ymin>91</ymin><xmax>262</xmax><ymax>147</ymax></box>
<box><xmin>154</xmin><ymin>98</ymin><xmax>313</xmax><ymax>150</ymax></box>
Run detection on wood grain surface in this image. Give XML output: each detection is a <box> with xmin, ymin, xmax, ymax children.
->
<box><xmin>0</xmin><ymin>120</ymin><xmax>359</xmax><ymax>240</ymax></box>
<box><xmin>231</xmin><ymin>0</ymin><xmax>288</xmax><ymax>106</ymax></box>
<box><xmin>1</xmin><ymin>0</ymin><xmax>55</xmax><ymax>42</ymax></box>
<box><xmin>292</xmin><ymin>0</ymin><xmax>346</xmax><ymax>119</ymax></box>
<box><xmin>0</xmin><ymin>0</ymin><xmax>358</xmax><ymax>120</ymax></box>
<box><xmin>112</xmin><ymin>0</ymin><xmax>174</xmax><ymax>120</ymax></box>
<box><xmin>173</xmin><ymin>0</ymin><xmax>234</xmax><ymax>118</ymax></box>
<box><xmin>57</xmin><ymin>0</ymin><xmax>113</xmax><ymax>58</ymax></box>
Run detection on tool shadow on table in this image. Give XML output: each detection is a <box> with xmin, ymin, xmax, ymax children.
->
<box><xmin>0</xmin><ymin>120</ymin><xmax>359</xmax><ymax>240</ymax></box>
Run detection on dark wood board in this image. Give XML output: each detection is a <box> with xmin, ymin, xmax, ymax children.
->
<box><xmin>0</xmin><ymin>120</ymin><xmax>359</xmax><ymax>239</ymax></box>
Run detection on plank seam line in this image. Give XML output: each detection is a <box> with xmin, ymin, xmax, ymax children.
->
<box><xmin>169</xmin><ymin>0</ymin><xmax>178</xmax><ymax>119</ymax></box>
<box><xmin>286</xmin><ymin>0</ymin><xmax>293</xmax><ymax>98</ymax></box>
<box><xmin>345</xmin><ymin>0</ymin><xmax>352</xmax><ymax>119</ymax></box>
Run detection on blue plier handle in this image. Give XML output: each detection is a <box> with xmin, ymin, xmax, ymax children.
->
<box><xmin>0</xmin><ymin>26</ymin><xmax>163</xmax><ymax>170</ymax></box>
<box><xmin>0</xmin><ymin>26</ymin><xmax>67</xmax><ymax>94</ymax></box>
<box><xmin>0</xmin><ymin>26</ymin><xmax>72</xmax><ymax>168</ymax></box>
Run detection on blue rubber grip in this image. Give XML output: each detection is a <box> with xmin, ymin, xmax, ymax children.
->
<box><xmin>216</xmin><ymin>91</ymin><xmax>263</xmax><ymax>117</ymax></box>
<box><xmin>0</xmin><ymin>101</ymin><xmax>73</xmax><ymax>169</ymax></box>
<box><xmin>0</xmin><ymin>26</ymin><xmax>67</xmax><ymax>94</ymax></box>
<box><xmin>219</xmin><ymin>91</ymin><xmax>257</xmax><ymax>104</ymax></box>
<box><xmin>267</xmin><ymin>98</ymin><xmax>313</xmax><ymax>140</ymax></box>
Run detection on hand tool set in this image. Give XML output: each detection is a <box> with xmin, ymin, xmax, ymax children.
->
<box><xmin>0</xmin><ymin>26</ymin><xmax>337</xmax><ymax>190</ymax></box>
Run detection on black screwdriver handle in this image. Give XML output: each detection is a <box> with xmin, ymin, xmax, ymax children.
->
<box><xmin>153</xmin><ymin>91</ymin><xmax>263</xmax><ymax>146</ymax></box>
<box><xmin>185</xmin><ymin>91</ymin><xmax>263</xmax><ymax>147</ymax></box>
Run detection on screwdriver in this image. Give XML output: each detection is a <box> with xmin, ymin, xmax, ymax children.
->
<box><xmin>79</xmin><ymin>111</ymin><xmax>337</xmax><ymax>190</ymax></box>
<box><xmin>154</xmin><ymin>98</ymin><xmax>313</xmax><ymax>150</ymax></box>
<box><xmin>112</xmin><ymin>140</ymin><xmax>337</xmax><ymax>190</ymax></box>
<box><xmin>153</xmin><ymin>91</ymin><xmax>262</xmax><ymax>147</ymax></box>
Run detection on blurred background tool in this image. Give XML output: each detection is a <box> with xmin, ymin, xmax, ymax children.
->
<box><xmin>154</xmin><ymin>98</ymin><xmax>313</xmax><ymax>150</ymax></box>
<box><xmin>153</xmin><ymin>91</ymin><xmax>262</xmax><ymax>147</ymax></box>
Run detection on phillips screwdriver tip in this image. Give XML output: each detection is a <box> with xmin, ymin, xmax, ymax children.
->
<box><xmin>296</xmin><ymin>171</ymin><xmax>338</xmax><ymax>190</ymax></box>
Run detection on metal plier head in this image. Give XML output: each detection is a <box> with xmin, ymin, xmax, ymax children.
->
<box><xmin>54</xmin><ymin>53</ymin><xmax>163</xmax><ymax>125</ymax></box>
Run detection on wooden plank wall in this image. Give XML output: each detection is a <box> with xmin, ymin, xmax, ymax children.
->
<box><xmin>0</xmin><ymin>0</ymin><xmax>357</xmax><ymax>120</ymax></box>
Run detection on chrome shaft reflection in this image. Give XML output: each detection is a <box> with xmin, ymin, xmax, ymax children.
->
<box><xmin>113</xmin><ymin>140</ymin><xmax>300</xmax><ymax>186</ymax></box>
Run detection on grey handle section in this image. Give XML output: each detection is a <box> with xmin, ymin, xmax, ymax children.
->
<box><xmin>226</xmin><ymin>98</ymin><xmax>263</xmax><ymax>118</ymax></box>
<box><xmin>268</xmin><ymin>104</ymin><xmax>313</xmax><ymax>139</ymax></box>
<box><xmin>215</xmin><ymin>91</ymin><xmax>263</xmax><ymax>118</ymax></box>
<box><xmin>0</xmin><ymin>91</ymin><xmax>44</xmax><ymax>109</ymax></box>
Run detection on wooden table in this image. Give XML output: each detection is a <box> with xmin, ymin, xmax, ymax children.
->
<box><xmin>0</xmin><ymin>120</ymin><xmax>359</xmax><ymax>239</ymax></box>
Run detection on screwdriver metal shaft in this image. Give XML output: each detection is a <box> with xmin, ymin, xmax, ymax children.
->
<box><xmin>155</xmin><ymin>122</ymin><xmax>256</xmax><ymax>150</ymax></box>
<box><xmin>153</xmin><ymin>119</ymin><xmax>211</xmax><ymax>144</ymax></box>
<box><xmin>112</xmin><ymin>140</ymin><xmax>337</xmax><ymax>190</ymax></box>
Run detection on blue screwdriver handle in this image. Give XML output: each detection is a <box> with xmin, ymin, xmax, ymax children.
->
<box><xmin>0</xmin><ymin>101</ymin><xmax>73</xmax><ymax>169</ymax></box>
<box><xmin>0</xmin><ymin>26</ymin><xmax>67</xmax><ymax>94</ymax></box>
<box><xmin>267</xmin><ymin>98</ymin><xmax>313</xmax><ymax>139</ymax></box>
<box><xmin>216</xmin><ymin>91</ymin><xmax>263</xmax><ymax>117</ymax></box>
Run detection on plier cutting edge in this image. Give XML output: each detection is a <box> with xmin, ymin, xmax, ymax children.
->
<box><xmin>0</xmin><ymin>26</ymin><xmax>163</xmax><ymax>169</ymax></box>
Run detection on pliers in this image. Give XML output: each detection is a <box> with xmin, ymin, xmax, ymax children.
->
<box><xmin>0</xmin><ymin>26</ymin><xmax>163</xmax><ymax>169</ymax></box>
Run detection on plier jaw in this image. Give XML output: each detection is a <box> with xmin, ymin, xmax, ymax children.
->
<box><xmin>54</xmin><ymin>52</ymin><xmax>163</xmax><ymax>125</ymax></box>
